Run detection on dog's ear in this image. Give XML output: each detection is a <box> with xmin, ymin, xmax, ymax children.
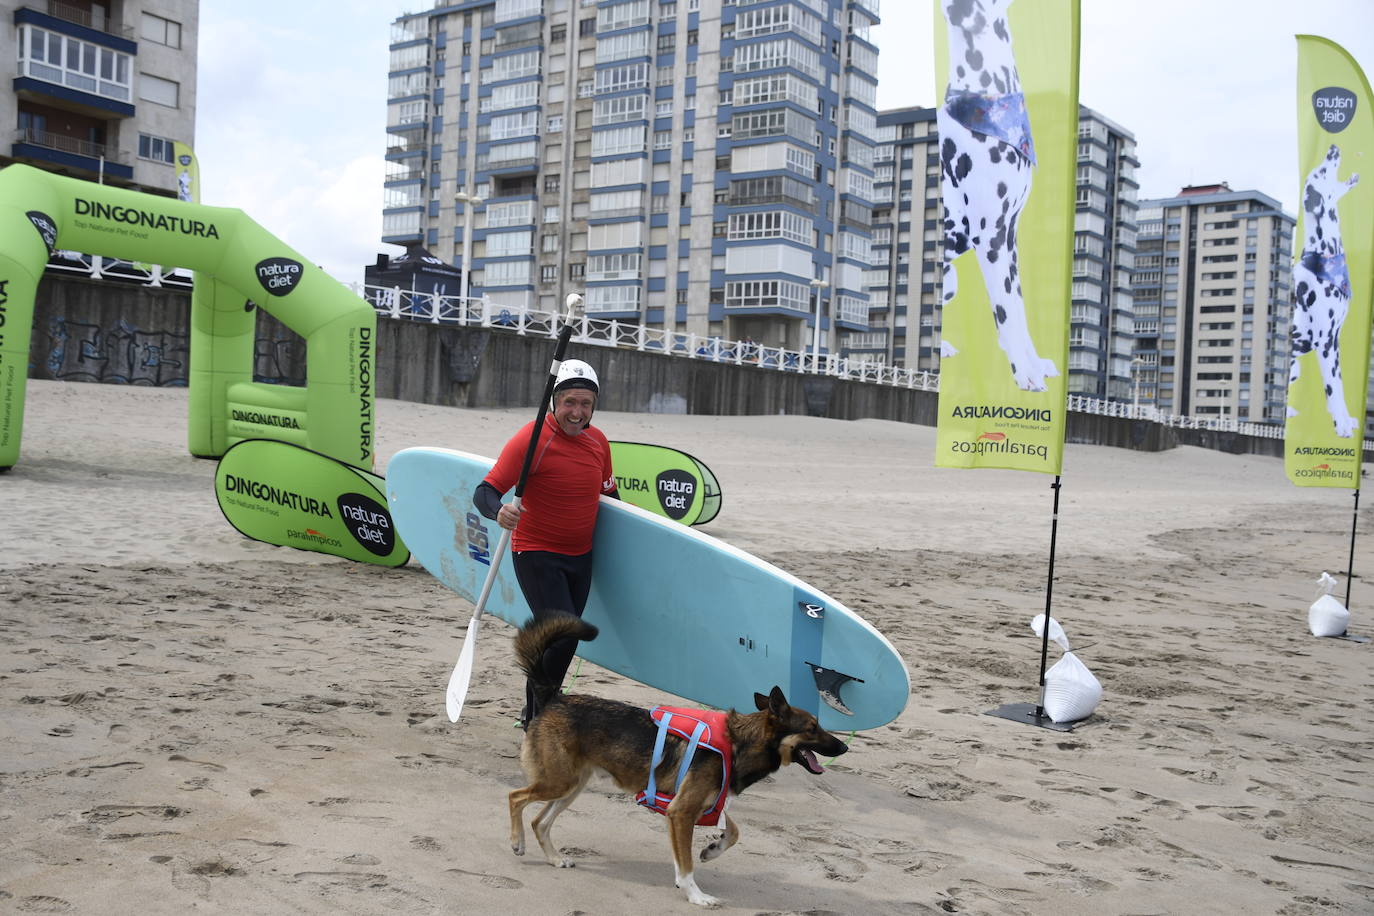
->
<box><xmin>767</xmin><ymin>685</ymin><xmax>788</xmax><ymax>716</ymax></box>
<box><xmin>753</xmin><ymin>692</ymin><xmax>769</xmax><ymax>711</ymax></box>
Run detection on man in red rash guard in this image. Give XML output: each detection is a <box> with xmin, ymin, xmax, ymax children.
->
<box><xmin>472</xmin><ymin>359</ymin><xmax>617</xmax><ymax>727</ymax></box>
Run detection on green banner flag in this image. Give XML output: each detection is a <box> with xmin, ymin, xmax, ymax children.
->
<box><xmin>1284</xmin><ymin>36</ymin><xmax>1374</xmax><ymax>488</ymax></box>
<box><xmin>609</xmin><ymin>441</ymin><xmax>721</xmax><ymax>526</ymax></box>
<box><xmin>215</xmin><ymin>439</ymin><xmax>409</xmax><ymax>566</ymax></box>
<box><xmin>932</xmin><ymin>0</ymin><xmax>1079</xmax><ymax>474</ymax></box>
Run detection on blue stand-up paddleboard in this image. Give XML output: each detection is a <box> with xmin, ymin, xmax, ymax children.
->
<box><xmin>387</xmin><ymin>448</ymin><xmax>909</xmax><ymax>730</ymax></box>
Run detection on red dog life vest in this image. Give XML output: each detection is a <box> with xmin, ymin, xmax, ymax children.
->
<box><xmin>635</xmin><ymin>706</ymin><xmax>733</xmax><ymax>827</ymax></box>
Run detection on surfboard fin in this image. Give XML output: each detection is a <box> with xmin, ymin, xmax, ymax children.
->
<box><xmin>809</xmin><ymin>664</ymin><xmax>863</xmax><ymax>717</ymax></box>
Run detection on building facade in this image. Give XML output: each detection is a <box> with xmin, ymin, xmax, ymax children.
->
<box><xmin>3</xmin><ymin>0</ymin><xmax>199</xmax><ymax>198</ymax></box>
<box><xmin>863</xmin><ymin>104</ymin><xmax>1140</xmax><ymax>397</ymax></box>
<box><xmin>385</xmin><ymin>0</ymin><xmax>882</xmax><ymax>353</ymax></box>
<box><xmin>1132</xmin><ymin>184</ymin><xmax>1294</xmax><ymax>423</ymax></box>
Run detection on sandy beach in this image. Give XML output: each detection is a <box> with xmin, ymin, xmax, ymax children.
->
<box><xmin>2</xmin><ymin>377</ymin><xmax>1371</xmax><ymax>915</ymax></box>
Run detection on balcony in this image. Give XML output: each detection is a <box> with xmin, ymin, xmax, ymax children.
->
<box><xmin>11</xmin><ymin>126</ymin><xmax>132</xmax><ymax>179</ymax></box>
<box><xmin>18</xmin><ymin>1</ymin><xmax>134</xmax><ymax>39</ymax></box>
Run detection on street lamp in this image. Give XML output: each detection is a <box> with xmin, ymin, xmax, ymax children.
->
<box><xmin>809</xmin><ymin>278</ymin><xmax>829</xmax><ymax>371</ymax></box>
<box><xmin>1130</xmin><ymin>356</ymin><xmax>1145</xmax><ymax>414</ymax></box>
<box><xmin>455</xmin><ymin>191</ymin><xmax>484</xmax><ymax>305</ymax></box>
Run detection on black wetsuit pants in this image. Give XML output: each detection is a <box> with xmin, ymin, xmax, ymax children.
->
<box><xmin>512</xmin><ymin>549</ymin><xmax>593</xmax><ymax>720</ymax></box>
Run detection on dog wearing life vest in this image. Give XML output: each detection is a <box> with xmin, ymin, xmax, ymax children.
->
<box><xmin>937</xmin><ymin>0</ymin><xmax>1058</xmax><ymax>392</ymax></box>
<box><xmin>1288</xmin><ymin>144</ymin><xmax>1361</xmax><ymax>436</ymax></box>
<box><xmin>508</xmin><ymin>614</ymin><xmax>849</xmax><ymax>908</ymax></box>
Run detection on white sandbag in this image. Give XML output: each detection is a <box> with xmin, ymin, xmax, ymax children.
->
<box><xmin>1309</xmin><ymin>572</ymin><xmax>1350</xmax><ymax>637</ymax></box>
<box><xmin>1042</xmin><ymin>651</ymin><xmax>1102</xmax><ymax>723</ymax></box>
<box><xmin>1030</xmin><ymin>613</ymin><xmax>1071</xmax><ymax>651</ymax></box>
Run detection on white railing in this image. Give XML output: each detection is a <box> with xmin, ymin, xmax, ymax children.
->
<box><xmin>357</xmin><ymin>281</ymin><xmax>1371</xmax><ymax>448</ymax></box>
<box><xmin>354</xmin><ymin>282</ymin><xmax>940</xmax><ymax>390</ymax></box>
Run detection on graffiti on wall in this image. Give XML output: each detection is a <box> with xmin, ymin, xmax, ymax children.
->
<box><xmin>44</xmin><ymin>316</ymin><xmax>189</xmax><ymax>386</ymax></box>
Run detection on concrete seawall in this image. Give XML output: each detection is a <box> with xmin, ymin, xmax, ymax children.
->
<box><xmin>26</xmin><ymin>277</ymin><xmax>1289</xmax><ymax>458</ymax></box>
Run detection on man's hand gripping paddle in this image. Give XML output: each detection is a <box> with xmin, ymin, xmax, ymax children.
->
<box><xmin>445</xmin><ymin>293</ymin><xmax>584</xmax><ymax>722</ymax></box>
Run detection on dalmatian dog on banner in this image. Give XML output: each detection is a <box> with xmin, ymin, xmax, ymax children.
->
<box><xmin>937</xmin><ymin>0</ymin><xmax>1058</xmax><ymax>392</ymax></box>
<box><xmin>1288</xmin><ymin>144</ymin><xmax>1360</xmax><ymax>437</ymax></box>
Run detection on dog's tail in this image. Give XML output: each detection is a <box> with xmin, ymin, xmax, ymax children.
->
<box><xmin>514</xmin><ymin>614</ymin><xmax>599</xmax><ymax>686</ymax></box>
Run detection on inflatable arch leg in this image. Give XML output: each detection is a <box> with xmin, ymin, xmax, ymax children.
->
<box><xmin>0</xmin><ymin>164</ymin><xmax>376</xmax><ymax>471</ymax></box>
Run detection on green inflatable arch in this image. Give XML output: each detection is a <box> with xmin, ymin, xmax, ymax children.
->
<box><xmin>0</xmin><ymin>164</ymin><xmax>375</xmax><ymax>471</ymax></box>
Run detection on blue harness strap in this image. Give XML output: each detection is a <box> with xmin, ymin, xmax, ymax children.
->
<box><xmin>643</xmin><ymin>711</ymin><xmax>707</xmax><ymax>803</ymax></box>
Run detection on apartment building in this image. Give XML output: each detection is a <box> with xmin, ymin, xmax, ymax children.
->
<box><xmin>865</xmin><ymin>103</ymin><xmax>1140</xmax><ymax>398</ymax></box>
<box><xmin>3</xmin><ymin>0</ymin><xmax>199</xmax><ymax>198</ymax></box>
<box><xmin>384</xmin><ymin>0</ymin><xmax>882</xmax><ymax>353</ymax></box>
<box><xmin>1132</xmin><ymin>184</ymin><xmax>1294</xmax><ymax>423</ymax></box>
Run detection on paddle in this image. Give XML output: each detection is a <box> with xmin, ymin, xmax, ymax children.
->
<box><xmin>445</xmin><ymin>294</ymin><xmax>584</xmax><ymax>723</ymax></box>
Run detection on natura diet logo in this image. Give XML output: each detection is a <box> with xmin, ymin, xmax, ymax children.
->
<box><xmin>255</xmin><ymin>257</ymin><xmax>304</xmax><ymax>296</ymax></box>
<box><xmin>1312</xmin><ymin>87</ymin><xmax>1358</xmax><ymax>134</ymax></box>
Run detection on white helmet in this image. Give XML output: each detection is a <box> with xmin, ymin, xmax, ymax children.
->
<box><xmin>553</xmin><ymin>359</ymin><xmax>598</xmax><ymax>396</ymax></box>
<box><xmin>551</xmin><ymin>359</ymin><xmax>599</xmax><ymax>412</ymax></box>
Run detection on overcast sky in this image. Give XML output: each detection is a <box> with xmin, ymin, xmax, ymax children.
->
<box><xmin>196</xmin><ymin>0</ymin><xmax>1374</xmax><ymax>286</ymax></box>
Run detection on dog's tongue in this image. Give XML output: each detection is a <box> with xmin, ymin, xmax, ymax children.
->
<box><xmin>799</xmin><ymin>749</ymin><xmax>824</xmax><ymax>774</ymax></box>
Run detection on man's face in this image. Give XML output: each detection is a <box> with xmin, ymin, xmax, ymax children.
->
<box><xmin>553</xmin><ymin>388</ymin><xmax>596</xmax><ymax>436</ymax></box>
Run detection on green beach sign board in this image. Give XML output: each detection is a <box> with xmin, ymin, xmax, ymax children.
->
<box><xmin>216</xmin><ymin>439</ymin><xmax>409</xmax><ymax>567</ymax></box>
<box><xmin>609</xmin><ymin>441</ymin><xmax>721</xmax><ymax>526</ymax></box>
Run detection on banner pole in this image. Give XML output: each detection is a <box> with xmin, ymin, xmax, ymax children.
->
<box><xmin>1034</xmin><ymin>475</ymin><xmax>1062</xmax><ymax>717</ymax></box>
<box><xmin>1346</xmin><ymin>488</ymin><xmax>1360</xmax><ymax>610</ymax></box>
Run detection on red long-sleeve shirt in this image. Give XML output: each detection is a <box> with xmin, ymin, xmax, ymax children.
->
<box><xmin>482</xmin><ymin>414</ymin><xmax>616</xmax><ymax>555</ymax></box>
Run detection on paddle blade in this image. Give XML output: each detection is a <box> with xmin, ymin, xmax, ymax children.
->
<box><xmin>445</xmin><ymin>616</ymin><xmax>481</xmax><ymax>722</ymax></box>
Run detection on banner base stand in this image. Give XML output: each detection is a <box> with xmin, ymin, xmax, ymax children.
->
<box><xmin>1329</xmin><ymin>632</ymin><xmax>1370</xmax><ymax>644</ymax></box>
<box><xmin>984</xmin><ymin>701</ymin><xmax>1079</xmax><ymax>732</ymax></box>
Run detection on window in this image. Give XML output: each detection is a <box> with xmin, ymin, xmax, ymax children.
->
<box><xmin>585</xmin><ymin>285</ymin><xmax>642</xmax><ymax>313</ymax></box>
<box><xmin>138</xmin><ymin>133</ymin><xmax>175</xmax><ymax>163</ymax></box>
<box><xmin>594</xmin><ymin>93</ymin><xmax>649</xmax><ymax>125</ymax></box>
<box><xmin>591</xmin><ymin>124</ymin><xmax>646</xmax><ymax>156</ymax></box>
<box><xmin>484</xmin><ymin>260</ymin><xmax>532</xmax><ymax>285</ymax></box>
<box><xmin>724</xmin><ymin>279</ymin><xmax>810</xmax><ymax>312</ymax></box>
<box><xmin>599</xmin><ymin>31</ymin><xmax>652</xmax><ymax>62</ymax></box>
<box><xmin>487</xmin><ymin>231</ymin><xmax>533</xmax><ymax>257</ymax></box>
<box><xmin>579</xmin><ymin>18</ymin><xmax>597</xmax><ymax>37</ymax></box>
<box><xmin>586</xmin><ymin>252</ymin><xmax>642</xmax><ymax>280</ymax></box>
<box><xmin>544</xmin><ymin>174</ymin><xmax>561</xmax><ymax>192</ymax></box>
<box><xmin>544</xmin><ymin>205</ymin><xmax>561</xmax><ymax>223</ymax></box>
<box><xmin>569</xmin><ymin>262</ymin><xmax>585</xmax><ymax>279</ymax></box>
<box><xmin>541</xmin><ymin>265</ymin><xmax>559</xmax><ymax>282</ymax></box>
<box><xmin>140</xmin><ymin>73</ymin><xmax>180</xmax><ymax>108</ymax></box>
<box><xmin>140</xmin><ymin>12</ymin><xmax>182</xmax><ymax>48</ymax></box>
<box><xmin>18</xmin><ymin>25</ymin><xmax>133</xmax><ymax>102</ymax></box>
<box><xmin>547</xmin><ymin>114</ymin><xmax>563</xmax><ymax>132</ymax></box>
<box><xmin>727</xmin><ymin>210</ymin><xmax>812</xmax><ymax>243</ymax></box>
<box><xmin>595</xmin><ymin>62</ymin><xmax>650</xmax><ymax>94</ymax></box>
<box><xmin>492</xmin><ymin>49</ymin><xmax>541</xmax><ymax>81</ymax></box>
<box><xmin>598</xmin><ymin>0</ymin><xmax>651</xmax><ymax>31</ymax></box>
<box><xmin>543</xmin><ymin>233</ymin><xmax>560</xmax><ymax>252</ymax></box>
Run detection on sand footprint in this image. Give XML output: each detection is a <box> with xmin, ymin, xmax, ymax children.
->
<box><xmin>15</xmin><ymin>896</ymin><xmax>73</xmax><ymax>913</ymax></box>
<box><xmin>445</xmin><ymin>867</ymin><xmax>524</xmax><ymax>890</ymax></box>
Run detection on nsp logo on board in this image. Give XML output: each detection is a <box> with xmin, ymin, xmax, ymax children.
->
<box><xmin>255</xmin><ymin>257</ymin><xmax>304</xmax><ymax>296</ymax></box>
<box><xmin>26</xmin><ymin>211</ymin><xmax>57</xmax><ymax>254</ymax></box>
<box><xmin>337</xmin><ymin>492</ymin><xmax>395</xmax><ymax>557</ymax></box>
<box><xmin>1312</xmin><ymin>87</ymin><xmax>1358</xmax><ymax>133</ymax></box>
<box><xmin>655</xmin><ymin>469</ymin><xmax>696</xmax><ymax>520</ymax></box>
<box><xmin>464</xmin><ymin>511</ymin><xmax>491</xmax><ymax>565</ymax></box>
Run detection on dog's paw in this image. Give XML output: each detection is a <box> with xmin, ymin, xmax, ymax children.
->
<box><xmin>700</xmin><ymin>838</ymin><xmax>725</xmax><ymax>862</ymax></box>
<box><xmin>1334</xmin><ymin>415</ymin><xmax>1359</xmax><ymax>438</ymax></box>
<box><xmin>1287</xmin><ymin>405</ymin><xmax>1299</xmax><ymax>418</ymax></box>
<box><xmin>940</xmin><ymin>341</ymin><xmax>959</xmax><ymax>358</ymax></box>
